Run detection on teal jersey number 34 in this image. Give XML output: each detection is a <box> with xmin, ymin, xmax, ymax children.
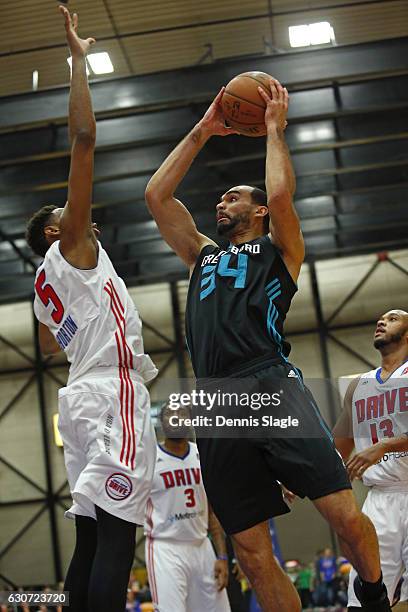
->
<box><xmin>200</xmin><ymin>253</ymin><xmax>248</xmax><ymax>300</ymax></box>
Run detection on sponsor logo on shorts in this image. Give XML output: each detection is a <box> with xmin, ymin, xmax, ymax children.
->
<box><xmin>105</xmin><ymin>473</ymin><xmax>132</xmax><ymax>501</ymax></box>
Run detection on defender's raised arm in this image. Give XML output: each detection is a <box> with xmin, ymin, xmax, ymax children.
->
<box><xmin>145</xmin><ymin>88</ymin><xmax>237</xmax><ymax>268</ymax></box>
<box><xmin>58</xmin><ymin>6</ymin><xmax>97</xmax><ymax>268</ymax></box>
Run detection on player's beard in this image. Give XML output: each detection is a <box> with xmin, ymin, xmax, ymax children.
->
<box><xmin>216</xmin><ymin>212</ymin><xmax>250</xmax><ymax>237</ymax></box>
<box><xmin>374</xmin><ymin>330</ymin><xmax>404</xmax><ymax>349</ymax></box>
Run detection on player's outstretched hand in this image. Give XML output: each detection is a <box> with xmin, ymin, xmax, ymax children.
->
<box><xmin>59</xmin><ymin>5</ymin><xmax>96</xmax><ymax>58</ymax></box>
<box><xmin>214</xmin><ymin>559</ymin><xmax>229</xmax><ymax>591</ymax></box>
<box><xmin>346</xmin><ymin>443</ymin><xmax>386</xmax><ymax>480</ymax></box>
<box><xmin>258</xmin><ymin>78</ymin><xmax>289</xmax><ymax>132</ymax></box>
<box><xmin>199</xmin><ymin>88</ymin><xmax>240</xmax><ymax>138</ymax></box>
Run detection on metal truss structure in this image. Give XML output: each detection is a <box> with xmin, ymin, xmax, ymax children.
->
<box><xmin>0</xmin><ymin>35</ymin><xmax>407</xmax><ymax>584</ymax></box>
<box><xmin>1</xmin><ymin>254</ymin><xmax>407</xmax><ymax>584</ymax></box>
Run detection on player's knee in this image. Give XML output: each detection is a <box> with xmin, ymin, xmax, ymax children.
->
<box><xmin>235</xmin><ymin>544</ymin><xmax>283</xmax><ymax>586</ymax></box>
<box><xmin>235</xmin><ymin>547</ymin><xmax>268</xmax><ymax>581</ymax></box>
<box><xmin>335</xmin><ymin>507</ymin><xmax>365</xmax><ymax>541</ymax></box>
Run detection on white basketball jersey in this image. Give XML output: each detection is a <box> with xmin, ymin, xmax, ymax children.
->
<box><xmin>33</xmin><ymin>240</ymin><xmax>157</xmax><ymax>385</ymax></box>
<box><xmin>144</xmin><ymin>442</ymin><xmax>208</xmax><ymax>542</ymax></box>
<box><xmin>352</xmin><ymin>362</ymin><xmax>408</xmax><ymax>487</ymax></box>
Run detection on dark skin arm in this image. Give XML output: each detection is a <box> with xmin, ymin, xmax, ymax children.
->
<box><xmin>57</xmin><ymin>6</ymin><xmax>97</xmax><ymax>270</ymax></box>
<box><xmin>347</xmin><ymin>434</ymin><xmax>408</xmax><ymax>481</ymax></box>
<box><xmin>333</xmin><ymin>376</ymin><xmax>360</xmax><ymax>462</ymax></box>
<box><xmin>39</xmin><ymin>322</ymin><xmax>62</xmax><ymax>355</ymax></box>
<box><xmin>38</xmin><ymin>8</ymin><xmax>96</xmax><ymax>350</ymax></box>
<box><xmin>258</xmin><ymin>80</ymin><xmax>305</xmax><ymax>283</ymax></box>
<box><xmin>145</xmin><ymin>88</ymin><xmax>237</xmax><ymax>270</ymax></box>
<box><xmin>208</xmin><ymin>505</ymin><xmax>229</xmax><ymax>591</ymax></box>
<box><xmin>333</xmin><ymin>375</ymin><xmax>408</xmax><ymax>480</ymax></box>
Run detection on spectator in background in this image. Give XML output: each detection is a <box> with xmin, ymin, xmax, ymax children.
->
<box><xmin>318</xmin><ymin>547</ymin><xmax>337</xmax><ymax>606</ymax></box>
<box><xmin>296</xmin><ymin>562</ymin><xmax>314</xmax><ymax>609</ymax></box>
<box><xmin>126</xmin><ymin>589</ymin><xmax>141</xmax><ymax>612</ymax></box>
<box><xmin>313</xmin><ymin>550</ymin><xmax>324</xmax><ymax>606</ymax></box>
<box><xmin>332</xmin><ymin>572</ymin><xmax>349</xmax><ymax>608</ymax></box>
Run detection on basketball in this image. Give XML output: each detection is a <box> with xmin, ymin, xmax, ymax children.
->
<box><xmin>221</xmin><ymin>71</ymin><xmax>273</xmax><ymax>137</ymax></box>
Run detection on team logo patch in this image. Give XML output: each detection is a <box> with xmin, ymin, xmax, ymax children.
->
<box><xmin>105</xmin><ymin>473</ymin><xmax>132</xmax><ymax>501</ymax></box>
<box><xmin>402</xmin><ymin>367</ymin><xmax>408</xmax><ymax>376</ymax></box>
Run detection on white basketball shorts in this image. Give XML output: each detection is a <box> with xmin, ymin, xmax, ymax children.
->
<box><xmin>145</xmin><ymin>536</ymin><xmax>231</xmax><ymax>612</ymax></box>
<box><xmin>58</xmin><ymin>367</ymin><xmax>156</xmax><ymax>524</ymax></box>
<box><xmin>348</xmin><ymin>486</ymin><xmax>408</xmax><ymax>607</ymax></box>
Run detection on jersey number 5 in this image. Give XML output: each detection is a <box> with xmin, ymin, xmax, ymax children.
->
<box><xmin>35</xmin><ymin>270</ymin><xmax>64</xmax><ymax>324</ymax></box>
<box><xmin>184</xmin><ymin>488</ymin><xmax>196</xmax><ymax>508</ymax></box>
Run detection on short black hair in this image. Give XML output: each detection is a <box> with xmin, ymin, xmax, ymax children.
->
<box><xmin>251</xmin><ymin>187</ymin><xmax>270</xmax><ymax>233</ymax></box>
<box><xmin>159</xmin><ymin>402</ymin><xmax>192</xmax><ymax>423</ymax></box>
<box><xmin>25</xmin><ymin>205</ymin><xmax>58</xmax><ymax>258</ymax></box>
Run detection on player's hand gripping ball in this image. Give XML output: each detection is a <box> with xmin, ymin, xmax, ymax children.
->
<box><xmin>221</xmin><ymin>71</ymin><xmax>288</xmax><ymax>136</ymax></box>
<box><xmin>221</xmin><ymin>71</ymin><xmax>273</xmax><ymax>137</ymax></box>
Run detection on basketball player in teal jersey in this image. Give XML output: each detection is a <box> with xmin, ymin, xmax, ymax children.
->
<box><xmin>145</xmin><ymin>80</ymin><xmax>391</xmax><ymax>612</ymax></box>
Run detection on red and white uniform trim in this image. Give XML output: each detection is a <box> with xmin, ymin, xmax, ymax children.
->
<box><xmin>104</xmin><ymin>278</ymin><xmax>137</xmax><ymax>471</ymax></box>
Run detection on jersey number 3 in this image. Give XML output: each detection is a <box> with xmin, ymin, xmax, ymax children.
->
<box><xmin>35</xmin><ymin>270</ymin><xmax>64</xmax><ymax>324</ymax></box>
<box><xmin>200</xmin><ymin>253</ymin><xmax>248</xmax><ymax>300</ymax></box>
<box><xmin>184</xmin><ymin>488</ymin><xmax>196</xmax><ymax>508</ymax></box>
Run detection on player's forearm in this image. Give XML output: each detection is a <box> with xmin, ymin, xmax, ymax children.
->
<box><xmin>145</xmin><ymin>124</ymin><xmax>210</xmax><ymax>203</ymax></box>
<box><xmin>265</xmin><ymin>125</ymin><xmax>296</xmax><ymax>200</ymax></box>
<box><xmin>69</xmin><ymin>57</ymin><xmax>96</xmax><ymax>144</ymax></box>
<box><xmin>334</xmin><ymin>436</ymin><xmax>355</xmax><ymax>462</ymax></box>
<box><xmin>379</xmin><ymin>434</ymin><xmax>408</xmax><ymax>454</ymax></box>
<box><xmin>208</xmin><ymin>510</ymin><xmax>227</xmax><ymax>557</ymax></box>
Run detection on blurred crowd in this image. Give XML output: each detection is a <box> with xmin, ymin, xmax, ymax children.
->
<box><xmin>285</xmin><ymin>547</ymin><xmax>350</xmax><ymax>611</ymax></box>
<box><xmin>0</xmin><ymin>549</ymin><xmax>354</xmax><ymax>612</ymax></box>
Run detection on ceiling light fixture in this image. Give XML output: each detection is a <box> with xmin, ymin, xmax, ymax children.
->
<box><xmin>87</xmin><ymin>52</ymin><xmax>114</xmax><ymax>75</ymax></box>
<box><xmin>289</xmin><ymin>22</ymin><xmax>335</xmax><ymax>48</ymax></box>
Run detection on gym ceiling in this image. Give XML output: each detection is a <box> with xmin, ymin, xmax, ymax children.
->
<box><xmin>0</xmin><ymin>0</ymin><xmax>407</xmax><ymax>303</ymax></box>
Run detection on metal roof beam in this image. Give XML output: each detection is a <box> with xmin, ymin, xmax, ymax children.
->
<box><xmin>1</xmin><ymin>37</ymin><xmax>408</xmax><ymax>130</ymax></box>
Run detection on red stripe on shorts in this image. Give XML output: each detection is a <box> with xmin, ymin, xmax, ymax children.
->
<box><xmin>114</xmin><ymin>330</ymin><xmax>127</xmax><ymax>464</ymax></box>
<box><xmin>104</xmin><ymin>281</ymin><xmax>137</xmax><ymax>470</ymax></box>
<box><xmin>105</xmin><ymin>285</ymin><xmax>132</xmax><ymax>466</ymax></box>
<box><xmin>108</xmin><ymin>283</ymin><xmax>135</xmax><ymax>468</ymax></box>
<box><xmin>146</xmin><ymin>499</ymin><xmax>158</xmax><ymax>604</ymax></box>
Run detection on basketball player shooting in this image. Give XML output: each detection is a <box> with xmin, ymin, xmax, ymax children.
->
<box><xmin>334</xmin><ymin>310</ymin><xmax>408</xmax><ymax>611</ymax></box>
<box><xmin>25</xmin><ymin>7</ymin><xmax>157</xmax><ymax>612</ymax></box>
<box><xmin>144</xmin><ymin>404</ymin><xmax>231</xmax><ymax>612</ymax></box>
<box><xmin>145</xmin><ymin>79</ymin><xmax>392</xmax><ymax>611</ymax></box>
